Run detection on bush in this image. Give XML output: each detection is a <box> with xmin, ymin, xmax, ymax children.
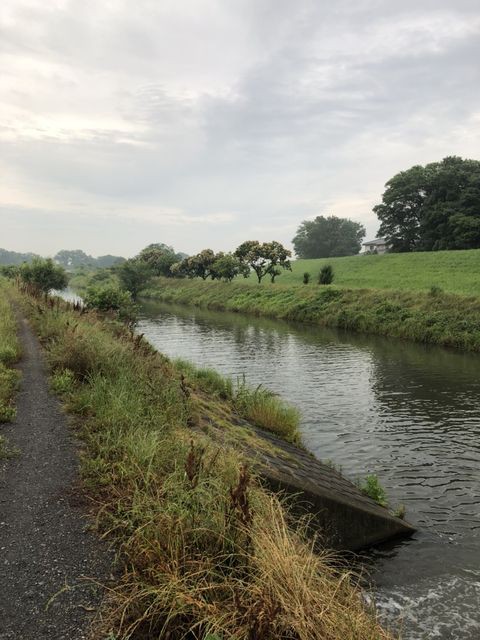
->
<box><xmin>318</xmin><ymin>265</ymin><xmax>334</xmax><ymax>285</ymax></box>
<box><xmin>84</xmin><ymin>285</ymin><xmax>137</xmax><ymax>322</ymax></box>
<box><xmin>303</xmin><ymin>272</ymin><xmax>311</xmax><ymax>284</ymax></box>
<box><xmin>20</xmin><ymin>258</ymin><xmax>68</xmax><ymax>295</ymax></box>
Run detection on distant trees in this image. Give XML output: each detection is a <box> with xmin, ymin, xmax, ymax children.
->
<box><xmin>292</xmin><ymin>216</ymin><xmax>365</xmax><ymax>259</ymax></box>
<box><xmin>374</xmin><ymin>156</ymin><xmax>480</xmax><ymax>252</ymax></box>
<box><xmin>137</xmin><ymin>243</ymin><xmax>183</xmax><ymax>277</ymax></box>
<box><xmin>116</xmin><ymin>259</ymin><xmax>153</xmax><ymax>299</ymax></box>
<box><xmin>234</xmin><ymin>241</ymin><xmax>291</xmax><ymax>283</ymax></box>
<box><xmin>54</xmin><ymin>250</ymin><xmax>125</xmax><ymax>269</ymax></box>
<box><xmin>20</xmin><ymin>258</ymin><xmax>68</xmax><ymax>295</ymax></box>
<box><xmin>0</xmin><ymin>248</ymin><xmax>39</xmax><ymax>266</ymax></box>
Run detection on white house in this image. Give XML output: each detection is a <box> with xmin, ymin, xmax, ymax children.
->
<box><xmin>362</xmin><ymin>238</ymin><xmax>390</xmax><ymax>254</ymax></box>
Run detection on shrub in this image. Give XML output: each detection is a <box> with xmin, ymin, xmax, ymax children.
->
<box><xmin>429</xmin><ymin>285</ymin><xmax>443</xmax><ymax>297</ymax></box>
<box><xmin>303</xmin><ymin>272</ymin><xmax>311</xmax><ymax>284</ymax></box>
<box><xmin>318</xmin><ymin>265</ymin><xmax>334</xmax><ymax>285</ymax></box>
<box><xmin>84</xmin><ymin>285</ymin><xmax>137</xmax><ymax>322</ymax></box>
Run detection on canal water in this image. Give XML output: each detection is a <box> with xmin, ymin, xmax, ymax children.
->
<box><xmin>137</xmin><ymin>299</ymin><xmax>480</xmax><ymax>640</ymax></box>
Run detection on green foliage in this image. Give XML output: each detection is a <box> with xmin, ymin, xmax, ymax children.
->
<box><xmin>375</xmin><ymin>156</ymin><xmax>480</xmax><ymax>252</ymax></box>
<box><xmin>84</xmin><ymin>285</ymin><xmax>137</xmax><ymax>322</ymax></box>
<box><xmin>234</xmin><ymin>240</ymin><xmax>291</xmax><ymax>283</ymax></box>
<box><xmin>429</xmin><ymin>285</ymin><xmax>443</xmax><ymax>297</ymax></box>
<box><xmin>0</xmin><ymin>247</ymin><xmax>39</xmax><ymax>266</ymax></box>
<box><xmin>50</xmin><ymin>369</ymin><xmax>76</xmax><ymax>395</ymax></box>
<box><xmin>0</xmin><ymin>282</ymin><xmax>20</xmax><ymax>423</ymax></box>
<box><xmin>116</xmin><ymin>259</ymin><xmax>153</xmax><ymax>299</ymax></box>
<box><xmin>137</xmin><ymin>243</ymin><xmax>183</xmax><ymax>277</ymax></box>
<box><xmin>0</xmin><ymin>265</ymin><xmax>20</xmax><ymax>279</ymax></box>
<box><xmin>360</xmin><ymin>474</ymin><xmax>388</xmax><ymax>507</ymax></box>
<box><xmin>318</xmin><ymin>265</ymin><xmax>334</xmax><ymax>285</ymax></box>
<box><xmin>211</xmin><ymin>253</ymin><xmax>249</xmax><ymax>282</ymax></box>
<box><xmin>20</xmin><ymin>258</ymin><xmax>68</xmax><ymax>295</ymax></box>
<box><xmin>303</xmin><ymin>272</ymin><xmax>311</xmax><ymax>284</ymax></box>
<box><xmin>293</xmin><ymin>215</ymin><xmax>366</xmax><ymax>258</ymax></box>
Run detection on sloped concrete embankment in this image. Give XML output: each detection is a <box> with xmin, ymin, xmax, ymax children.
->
<box><xmin>222</xmin><ymin>420</ymin><xmax>415</xmax><ymax>551</ymax></box>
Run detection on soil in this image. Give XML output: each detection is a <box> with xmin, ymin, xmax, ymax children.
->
<box><xmin>0</xmin><ymin>315</ymin><xmax>113</xmax><ymax>639</ymax></box>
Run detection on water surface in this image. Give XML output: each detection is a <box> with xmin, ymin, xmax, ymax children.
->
<box><xmin>138</xmin><ymin>299</ymin><xmax>480</xmax><ymax>640</ymax></box>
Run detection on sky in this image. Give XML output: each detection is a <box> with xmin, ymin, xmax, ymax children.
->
<box><xmin>1</xmin><ymin>0</ymin><xmax>480</xmax><ymax>258</ymax></box>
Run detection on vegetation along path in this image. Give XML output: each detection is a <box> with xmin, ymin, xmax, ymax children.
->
<box><xmin>0</xmin><ymin>312</ymin><xmax>112</xmax><ymax>639</ymax></box>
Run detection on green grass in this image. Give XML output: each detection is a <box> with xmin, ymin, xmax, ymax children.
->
<box><xmin>18</xmin><ymin>291</ymin><xmax>394</xmax><ymax>640</ymax></box>
<box><xmin>0</xmin><ymin>279</ymin><xmax>21</xmax><ymax>423</ymax></box>
<box><xmin>256</xmin><ymin>249</ymin><xmax>480</xmax><ymax>296</ymax></box>
<box><xmin>142</xmin><ymin>277</ymin><xmax>480</xmax><ymax>352</ymax></box>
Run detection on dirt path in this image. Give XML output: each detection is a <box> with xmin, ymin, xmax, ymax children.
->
<box><xmin>0</xmin><ymin>315</ymin><xmax>113</xmax><ymax>639</ymax></box>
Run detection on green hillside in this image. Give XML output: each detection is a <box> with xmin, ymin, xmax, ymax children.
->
<box><xmin>273</xmin><ymin>249</ymin><xmax>480</xmax><ymax>296</ymax></box>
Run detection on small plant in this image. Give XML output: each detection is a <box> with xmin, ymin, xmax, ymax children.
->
<box><xmin>0</xmin><ymin>435</ymin><xmax>19</xmax><ymax>459</ymax></box>
<box><xmin>0</xmin><ymin>404</ymin><xmax>16</xmax><ymax>422</ymax></box>
<box><xmin>303</xmin><ymin>272</ymin><xmax>311</xmax><ymax>284</ymax></box>
<box><xmin>360</xmin><ymin>474</ymin><xmax>388</xmax><ymax>507</ymax></box>
<box><xmin>50</xmin><ymin>368</ymin><xmax>76</xmax><ymax>394</ymax></box>
<box><xmin>392</xmin><ymin>504</ymin><xmax>406</xmax><ymax>520</ymax></box>
<box><xmin>318</xmin><ymin>264</ymin><xmax>334</xmax><ymax>285</ymax></box>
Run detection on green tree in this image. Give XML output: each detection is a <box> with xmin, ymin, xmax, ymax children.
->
<box><xmin>375</xmin><ymin>156</ymin><xmax>480</xmax><ymax>252</ymax></box>
<box><xmin>20</xmin><ymin>258</ymin><xmax>68</xmax><ymax>295</ymax></box>
<box><xmin>137</xmin><ymin>243</ymin><xmax>181</xmax><ymax>277</ymax></box>
<box><xmin>54</xmin><ymin>249</ymin><xmax>94</xmax><ymax>269</ymax></box>
<box><xmin>292</xmin><ymin>216</ymin><xmax>366</xmax><ymax>258</ymax></box>
<box><xmin>234</xmin><ymin>241</ymin><xmax>291</xmax><ymax>283</ymax></box>
<box><xmin>210</xmin><ymin>253</ymin><xmax>249</xmax><ymax>282</ymax></box>
<box><xmin>116</xmin><ymin>259</ymin><xmax>152</xmax><ymax>299</ymax></box>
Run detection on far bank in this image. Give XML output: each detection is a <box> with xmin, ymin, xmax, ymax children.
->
<box><xmin>141</xmin><ymin>277</ymin><xmax>480</xmax><ymax>352</ymax></box>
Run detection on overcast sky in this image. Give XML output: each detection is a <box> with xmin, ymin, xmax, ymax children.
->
<box><xmin>1</xmin><ymin>0</ymin><xmax>479</xmax><ymax>258</ymax></box>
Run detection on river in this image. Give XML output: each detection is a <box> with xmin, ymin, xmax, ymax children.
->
<box><xmin>136</xmin><ymin>298</ymin><xmax>480</xmax><ymax>640</ymax></box>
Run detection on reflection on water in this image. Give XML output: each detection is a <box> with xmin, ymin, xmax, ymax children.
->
<box><xmin>138</xmin><ymin>299</ymin><xmax>480</xmax><ymax>640</ymax></box>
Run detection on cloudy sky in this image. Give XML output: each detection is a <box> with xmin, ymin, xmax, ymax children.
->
<box><xmin>1</xmin><ymin>0</ymin><xmax>479</xmax><ymax>258</ymax></box>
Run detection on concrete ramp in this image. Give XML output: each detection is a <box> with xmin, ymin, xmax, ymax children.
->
<box><xmin>232</xmin><ymin>422</ymin><xmax>416</xmax><ymax>551</ymax></box>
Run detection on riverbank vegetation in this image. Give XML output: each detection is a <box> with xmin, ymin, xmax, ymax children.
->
<box><xmin>142</xmin><ymin>277</ymin><xmax>480</xmax><ymax>352</ymax></box>
<box><xmin>0</xmin><ymin>281</ymin><xmax>21</xmax><ymax>458</ymax></box>
<box><xmin>13</xmin><ymin>285</ymin><xmax>394</xmax><ymax>640</ymax></box>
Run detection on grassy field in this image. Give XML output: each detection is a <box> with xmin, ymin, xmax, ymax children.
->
<box><xmin>17</xmin><ymin>290</ymin><xmax>394</xmax><ymax>640</ymax></box>
<box><xmin>0</xmin><ymin>280</ymin><xmax>21</xmax><ymax>456</ymax></box>
<box><xmin>142</xmin><ymin>277</ymin><xmax>480</xmax><ymax>352</ymax></box>
<box><xmin>267</xmin><ymin>249</ymin><xmax>480</xmax><ymax>295</ymax></box>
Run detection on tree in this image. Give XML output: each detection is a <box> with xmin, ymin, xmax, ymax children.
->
<box><xmin>234</xmin><ymin>241</ymin><xmax>291</xmax><ymax>283</ymax></box>
<box><xmin>116</xmin><ymin>259</ymin><xmax>152</xmax><ymax>299</ymax></box>
<box><xmin>292</xmin><ymin>216</ymin><xmax>365</xmax><ymax>258</ymax></box>
<box><xmin>137</xmin><ymin>243</ymin><xmax>182</xmax><ymax>277</ymax></box>
<box><xmin>375</xmin><ymin>156</ymin><xmax>480</xmax><ymax>252</ymax></box>
<box><xmin>20</xmin><ymin>258</ymin><xmax>68</xmax><ymax>295</ymax></box>
<box><xmin>54</xmin><ymin>249</ymin><xmax>94</xmax><ymax>269</ymax></box>
<box><xmin>210</xmin><ymin>253</ymin><xmax>249</xmax><ymax>282</ymax></box>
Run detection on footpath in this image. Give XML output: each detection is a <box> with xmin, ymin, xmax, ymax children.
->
<box><xmin>0</xmin><ymin>315</ymin><xmax>112</xmax><ymax>639</ymax></box>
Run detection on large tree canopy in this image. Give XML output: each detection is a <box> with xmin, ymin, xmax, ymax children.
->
<box><xmin>374</xmin><ymin>156</ymin><xmax>480</xmax><ymax>252</ymax></box>
<box><xmin>292</xmin><ymin>216</ymin><xmax>365</xmax><ymax>258</ymax></box>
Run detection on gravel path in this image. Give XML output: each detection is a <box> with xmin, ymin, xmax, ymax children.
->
<box><xmin>0</xmin><ymin>315</ymin><xmax>113</xmax><ymax>639</ymax></box>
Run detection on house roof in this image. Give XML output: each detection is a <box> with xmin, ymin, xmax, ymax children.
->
<box><xmin>362</xmin><ymin>238</ymin><xmax>387</xmax><ymax>246</ymax></box>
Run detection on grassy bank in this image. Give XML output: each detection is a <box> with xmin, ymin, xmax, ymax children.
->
<box><xmin>267</xmin><ymin>249</ymin><xmax>480</xmax><ymax>295</ymax></box>
<box><xmin>141</xmin><ymin>278</ymin><xmax>480</xmax><ymax>352</ymax></box>
<box><xmin>0</xmin><ymin>280</ymin><xmax>21</xmax><ymax>458</ymax></box>
<box><xmin>17</xmin><ymin>289</ymin><xmax>394</xmax><ymax>640</ymax></box>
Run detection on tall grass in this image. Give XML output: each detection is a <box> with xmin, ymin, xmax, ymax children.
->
<box><xmin>18</xmin><ymin>291</ymin><xmax>395</xmax><ymax>640</ymax></box>
<box><xmin>142</xmin><ymin>277</ymin><xmax>480</xmax><ymax>352</ymax></box>
<box><xmin>0</xmin><ymin>280</ymin><xmax>21</xmax><ymax>422</ymax></box>
<box><xmin>174</xmin><ymin>360</ymin><xmax>301</xmax><ymax>443</ymax></box>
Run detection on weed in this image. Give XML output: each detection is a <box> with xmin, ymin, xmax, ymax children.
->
<box><xmin>360</xmin><ymin>474</ymin><xmax>388</xmax><ymax>507</ymax></box>
<box><xmin>392</xmin><ymin>504</ymin><xmax>406</xmax><ymax>520</ymax></box>
<box><xmin>50</xmin><ymin>368</ymin><xmax>76</xmax><ymax>394</ymax></box>
<box><xmin>0</xmin><ymin>435</ymin><xmax>20</xmax><ymax>459</ymax></box>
